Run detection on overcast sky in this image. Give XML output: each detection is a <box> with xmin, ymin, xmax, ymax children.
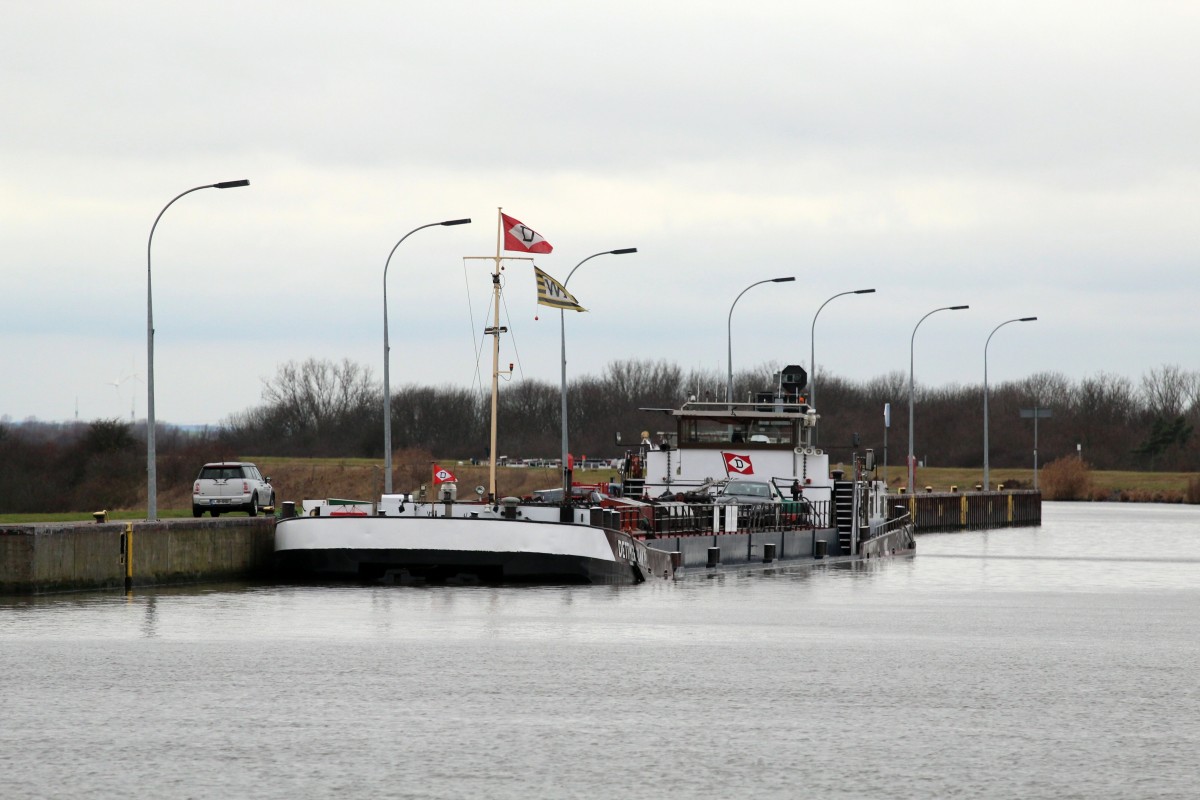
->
<box><xmin>3</xmin><ymin>1</ymin><xmax>1198</xmax><ymax>426</ymax></box>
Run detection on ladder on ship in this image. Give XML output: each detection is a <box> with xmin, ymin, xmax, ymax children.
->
<box><xmin>833</xmin><ymin>480</ymin><xmax>855</xmax><ymax>555</ymax></box>
<box><xmin>622</xmin><ymin>477</ymin><xmax>645</xmax><ymax>499</ymax></box>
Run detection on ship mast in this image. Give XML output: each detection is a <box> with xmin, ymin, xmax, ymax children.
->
<box><xmin>466</xmin><ymin>208</ymin><xmax>532</xmax><ymax>502</ymax></box>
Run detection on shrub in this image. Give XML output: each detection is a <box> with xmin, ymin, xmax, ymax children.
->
<box><xmin>1040</xmin><ymin>456</ymin><xmax>1093</xmax><ymax>501</ymax></box>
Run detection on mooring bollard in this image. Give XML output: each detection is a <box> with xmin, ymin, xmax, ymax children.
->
<box><xmin>814</xmin><ymin>539</ymin><xmax>827</xmax><ymax>559</ymax></box>
<box><xmin>763</xmin><ymin>542</ymin><xmax>776</xmax><ymax>563</ymax></box>
<box><xmin>123</xmin><ymin>521</ymin><xmax>133</xmax><ymax>592</ymax></box>
<box><xmin>706</xmin><ymin>547</ymin><xmax>720</xmax><ymax>568</ymax></box>
<box><xmin>93</xmin><ymin>510</ymin><xmax>107</xmax><ymax>523</ymax></box>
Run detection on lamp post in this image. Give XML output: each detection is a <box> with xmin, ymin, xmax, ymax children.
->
<box><xmin>382</xmin><ymin>218</ymin><xmax>472</xmax><ymax>494</ymax></box>
<box><xmin>727</xmin><ymin>277</ymin><xmax>795</xmax><ymax>403</ymax></box>
<box><xmin>907</xmin><ymin>304</ymin><xmax>969</xmax><ymax>492</ymax></box>
<box><xmin>146</xmin><ymin>179</ymin><xmax>249</xmax><ymax>520</ymax></box>
<box><xmin>983</xmin><ymin>316</ymin><xmax>1037</xmax><ymax>492</ymax></box>
<box><xmin>809</xmin><ymin>288</ymin><xmax>875</xmax><ymax>444</ymax></box>
<box><xmin>560</xmin><ymin>248</ymin><xmax>637</xmax><ymax>496</ymax></box>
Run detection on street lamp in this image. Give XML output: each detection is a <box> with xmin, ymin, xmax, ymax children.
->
<box><xmin>907</xmin><ymin>304</ymin><xmax>969</xmax><ymax>492</ymax></box>
<box><xmin>983</xmin><ymin>316</ymin><xmax>1037</xmax><ymax>492</ymax></box>
<box><xmin>727</xmin><ymin>277</ymin><xmax>795</xmax><ymax>403</ymax></box>
<box><xmin>560</xmin><ymin>248</ymin><xmax>637</xmax><ymax>497</ymax></box>
<box><xmin>809</xmin><ymin>288</ymin><xmax>875</xmax><ymax>444</ymax></box>
<box><xmin>146</xmin><ymin>179</ymin><xmax>249</xmax><ymax>520</ymax></box>
<box><xmin>382</xmin><ymin>218</ymin><xmax>472</xmax><ymax>494</ymax></box>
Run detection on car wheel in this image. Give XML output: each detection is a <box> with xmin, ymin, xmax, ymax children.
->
<box><xmin>248</xmin><ymin>494</ymin><xmax>259</xmax><ymax>517</ymax></box>
<box><xmin>211</xmin><ymin>509</ymin><xmax>221</xmax><ymax>518</ymax></box>
<box><xmin>193</xmin><ymin>507</ymin><xmax>203</xmax><ymax>518</ymax></box>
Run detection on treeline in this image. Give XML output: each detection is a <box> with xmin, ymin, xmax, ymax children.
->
<box><xmin>223</xmin><ymin>358</ymin><xmax>1197</xmax><ymax>472</ymax></box>
<box><xmin>3</xmin><ymin>359</ymin><xmax>1197</xmax><ymax>513</ymax></box>
<box><xmin>0</xmin><ymin>419</ymin><xmax>220</xmax><ymax>514</ymax></box>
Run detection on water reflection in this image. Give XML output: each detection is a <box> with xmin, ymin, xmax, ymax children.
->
<box><xmin>2</xmin><ymin>503</ymin><xmax>1199</xmax><ymax>800</ymax></box>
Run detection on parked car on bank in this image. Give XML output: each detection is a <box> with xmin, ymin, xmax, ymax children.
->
<box><xmin>192</xmin><ymin>462</ymin><xmax>274</xmax><ymax>517</ymax></box>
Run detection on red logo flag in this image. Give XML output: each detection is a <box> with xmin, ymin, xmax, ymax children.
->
<box><xmin>432</xmin><ymin>464</ymin><xmax>457</xmax><ymax>484</ymax></box>
<box><xmin>501</xmin><ymin>213</ymin><xmax>553</xmax><ymax>254</ymax></box>
<box><xmin>722</xmin><ymin>452</ymin><xmax>754</xmax><ymax>475</ymax></box>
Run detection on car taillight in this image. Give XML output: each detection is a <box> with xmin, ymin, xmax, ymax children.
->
<box><xmin>193</xmin><ymin>482</ymin><xmax>200</xmax><ymax>495</ymax></box>
<box><xmin>243</xmin><ymin>481</ymin><xmax>249</xmax><ymax>492</ymax></box>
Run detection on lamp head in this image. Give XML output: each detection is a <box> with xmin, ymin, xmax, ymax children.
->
<box><xmin>441</xmin><ymin>218</ymin><xmax>472</xmax><ymax>226</ymax></box>
<box><xmin>1020</xmin><ymin>316</ymin><xmax>1038</xmax><ymax>322</ymax></box>
<box><xmin>610</xmin><ymin>248</ymin><xmax>638</xmax><ymax>255</ymax></box>
<box><xmin>213</xmin><ymin>179</ymin><xmax>250</xmax><ymax>189</ymax></box>
<box><xmin>773</xmin><ymin>276</ymin><xmax>796</xmax><ymax>283</ymax></box>
<box><xmin>855</xmin><ymin>288</ymin><xmax>876</xmax><ymax>294</ymax></box>
<box><xmin>950</xmin><ymin>304</ymin><xmax>969</xmax><ymax>310</ymax></box>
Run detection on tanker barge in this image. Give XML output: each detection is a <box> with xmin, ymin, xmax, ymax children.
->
<box><xmin>275</xmin><ymin>364</ymin><xmax>914</xmax><ymax>584</ymax></box>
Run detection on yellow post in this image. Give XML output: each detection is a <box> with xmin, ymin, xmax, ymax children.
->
<box><xmin>960</xmin><ymin>494</ymin><xmax>967</xmax><ymax>527</ymax></box>
<box><xmin>124</xmin><ymin>521</ymin><xmax>133</xmax><ymax>592</ymax></box>
<box><xmin>1007</xmin><ymin>493</ymin><xmax>1014</xmax><ymax>525</ymax></box>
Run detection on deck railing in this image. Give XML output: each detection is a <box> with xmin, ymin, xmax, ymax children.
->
<box><xmin>620</xmin><ymin>499</ymin><xmax>830</xmax><ymax>537</ymax></box>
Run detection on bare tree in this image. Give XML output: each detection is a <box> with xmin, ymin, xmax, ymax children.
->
<box><xmin>1141</xmin><ymin>365</ymin><xmax>1198</xmax><ymax>418</ymax></box>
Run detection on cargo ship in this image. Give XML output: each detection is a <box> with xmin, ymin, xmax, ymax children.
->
<box><xmin>275</xmin><ymin>364</ymin><xmax>914</xmax><ymax>584</ymax></box>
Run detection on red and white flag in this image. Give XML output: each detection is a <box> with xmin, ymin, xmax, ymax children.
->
<box><xmin>432</xmin><ymin>464</ymin><xmax>457</xmax><ymax>484</ymax></box>
<box><xmin>501</xmin><ymin>213</ymin><xmax>553</xmax><ymax>254</ymax></box>
<box><xmin>722</xmin><ymin>452</ymin><xmax>754</xmax><ymax>475</ymax></box>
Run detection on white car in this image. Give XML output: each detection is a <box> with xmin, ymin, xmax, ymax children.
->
<box><xmin>192</xmin><ymin>462</ymin><xmax>275</xmax><ymax>518</ymax></box>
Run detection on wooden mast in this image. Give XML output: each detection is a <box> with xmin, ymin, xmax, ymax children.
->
<box><xmin>463</xmin><ymin>208</ymin><xmax>532</xmax><ymax>502</ymax></box>
<box><xmin>488</xmin><ymin>208</ymin><xmax>503</xmax><ymax>501</ymax></box>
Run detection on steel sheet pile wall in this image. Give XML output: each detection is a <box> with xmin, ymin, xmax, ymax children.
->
<box><xmin>0</xmin><ymin>517</ymin><xmax>276</xmax><ymax>595</ymax></box>
<box><xmin>891</xmin><ymin>490</ymin><xmax>1041</xmax><ymax>533</ymax></box>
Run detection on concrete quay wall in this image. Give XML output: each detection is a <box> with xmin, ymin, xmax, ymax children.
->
<box><xmin>1</xmin><ymin>517</ymin><xmax>275</xmax><ymax>595</ymax></box>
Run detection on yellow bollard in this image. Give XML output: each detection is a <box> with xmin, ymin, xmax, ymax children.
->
<box><xmin>124</xmin><ymin>522</ymin><xmax>133</xmax><ymax>592</ymax></box>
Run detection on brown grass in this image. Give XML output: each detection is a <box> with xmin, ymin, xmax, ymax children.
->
<box><xmin>143</xmin><ymin>458</ymin><xmax>1200</xmax><ymax>512</ymax></box>
<box><xmin>1039</xmin><ymin>456</ymin><xmax>1093</xmax><ymax>501</ymax></box>
<box><xmin>153</xmin><ymin>453</ymin><xmax>585</xmax><ymax>510</ymax></box>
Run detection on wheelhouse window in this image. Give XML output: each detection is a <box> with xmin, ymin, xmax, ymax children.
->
<box><xmin>679</xmin><ymin>417</ymin><xmax>797</xmax><ymax>446</ymax></box>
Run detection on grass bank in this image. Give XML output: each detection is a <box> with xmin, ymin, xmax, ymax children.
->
<box><xmin>4</xmin><ymin>460</ymin><xmax>1196</xmax><ymax>524</ymax></box>
<box><xmin>895</xmin><ymin>466</ymin><xmax>1198</xmax><ymax>502</ymax></box>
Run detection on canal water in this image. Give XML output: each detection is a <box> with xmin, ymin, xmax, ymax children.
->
<box><xmin>3</xmin><ymin>502</ymin><xmax>1199</xmax><ymax>799</ymax></box>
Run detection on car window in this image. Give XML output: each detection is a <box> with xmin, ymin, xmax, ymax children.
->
<box><xmin>199</xmin><ymin>467</ymin><xmax>223</xmax><ymax>480</ymax></box>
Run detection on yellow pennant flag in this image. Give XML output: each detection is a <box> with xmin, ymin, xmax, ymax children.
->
<box><xmin>534</xmin><ymin>266</ymin><xmax>586</xmax><ymax>312</ymax></box>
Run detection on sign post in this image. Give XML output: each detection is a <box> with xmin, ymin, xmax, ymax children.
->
<box><xmin>1019</xmin><ymin>407</ymin><xmax>1053</xmax><ymax>490</ymax></box>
